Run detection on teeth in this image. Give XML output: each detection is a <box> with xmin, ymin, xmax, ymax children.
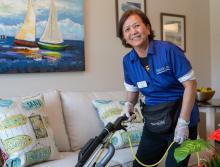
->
<box><xmin>132</xmin><ymin>37</ymin><xmax>140</xmax><ymax>40</ymax></box>
<box><xmin>131</xmin><ymin>35</ymin><xmax>140</xmax><ymax>39</ymax></box>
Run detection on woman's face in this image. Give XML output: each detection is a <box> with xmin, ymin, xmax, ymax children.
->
<box><xmin>122</xmin><ymin>14</ymin><xmax>150</xmax><ymax>49</ymax></box>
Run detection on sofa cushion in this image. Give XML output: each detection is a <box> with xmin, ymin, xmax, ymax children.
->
<box><xmin>43</xmin><ymin>90</ymin><xmax>70</xmax><ymax>151</ymax></box>
<box><xmin>92</xmin><ymin>100</ymin><xmax>143</xmax><ymax>149</ymax></box>
<box><xmin>32</xmin><ymin>152</ymin><xmax>78</xmax><ymax>167</ymax></box>
<box><xmin>112</xmin><ymin>146</ymin><xmax>165</xmax><ymax>167</ymax></box>
<box><xmin>32</xmin><ymin>147</ymin><xmax>165</xmax><ymax>167</ymax></box>
<box><xmin>60</xmin><ymin>91</ymin><xmax>126</xmax><ymax>151</ymax></box>
<box><xmin>60</xmin><ymin>92</ymin><xmax>103</xmax><ymax>151</ymax></box>
<box><xmin>32</xmin><ymin>151</ymin><xmax>121</xmax><ymax>167</ymax></box>
<box><xmin>111</xmin><ymin>146</ymin><xmax>137</xmax><ymax>167</ymax></box>
<box><xmin>0</xmin><ymin>94</ymin><xmax>59</xmax><ymax>166</ymax></box>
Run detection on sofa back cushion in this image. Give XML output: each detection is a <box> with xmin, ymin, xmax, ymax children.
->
<box><xmin>43</xmin><ymin>90</ymin><xmax>70</xmax><ymax>151</ymax></box>
<box><xmin>60</xmin><ymin>91</ymin><xmax>126</xmax><ymax>151</ymax></box>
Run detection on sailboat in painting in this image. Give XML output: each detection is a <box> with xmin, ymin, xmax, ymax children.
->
<box><xmin>14</xmin><ymin>0</ymin><xmax>38</xmax><ymax>50</ymax></box>
<box><xmin>38</xmin><ymin>0</ymin><xmax>68</xmax><ymax>51</ymax></box>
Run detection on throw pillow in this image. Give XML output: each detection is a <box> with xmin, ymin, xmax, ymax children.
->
<box><xmin>92</xmin><ymin>100</ymin><xmax>143</xmax><ymax>149</ymax></box>
<box><xmin>0</xmin><ymin>94</ymin><xmax>59</xmax><ymax>167</ymax></box>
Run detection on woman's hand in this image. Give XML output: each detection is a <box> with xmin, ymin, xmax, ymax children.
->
<box><xmin>174</xmin><ymin>118</ymin><xmax>190</xmax><ymax>144</ymax></box>
<box><xmin>121</xmin><ymin>101</ymin><xmax>134</xmax><ymax>119</ymax></box>
<box><xmin>121</xmin><ymin>91</ymin><xmax>139</xmax><ymax>120</ymax></box>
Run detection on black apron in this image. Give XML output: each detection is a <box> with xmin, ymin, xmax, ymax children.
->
<box><xmin>140</xmin><ymin>99</ymin><xmax>182</xmax><ymax>134</ymax></box>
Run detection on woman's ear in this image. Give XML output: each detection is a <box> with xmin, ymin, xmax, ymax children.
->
<box><xmin>146</xmin><ymin>24</ymin><xmax>151</xmax><ymax>35</ymax></box>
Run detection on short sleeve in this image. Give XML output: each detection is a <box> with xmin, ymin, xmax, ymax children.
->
<box><xmin>168</xmin><ymin>45</ymin><xmax>193</xmax><ymax>81</ymax></box>
<box><xmin>123</xmin><ymin>57</ymin><xmax>138</xmax><ymax>92</ymax></box>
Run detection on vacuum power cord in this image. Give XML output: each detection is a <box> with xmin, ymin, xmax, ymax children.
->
<box><xmin>128</xmin><ymin>133</ymin><xmax>175</xmax><ymax>167</ymax></box>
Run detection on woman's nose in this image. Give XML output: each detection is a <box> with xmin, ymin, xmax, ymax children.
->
<box><xmin>130</xmin><ymin>27</ymin><xmax>138</xmax><ymax>35</ymax></box>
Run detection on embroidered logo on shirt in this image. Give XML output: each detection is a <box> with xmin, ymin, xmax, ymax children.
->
<box><xmin>137</xmin><ymin>81</ymin><xmax>148</xmax><ymax>88</ymax></box>
<box><xmin>156</xmin><ymin>66</ymin><xmax>170</xmax><ymax>74</ymax></box>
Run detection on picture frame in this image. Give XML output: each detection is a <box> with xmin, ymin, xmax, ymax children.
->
<box><xmin>115</xmin><ymin>0</ymin><xmax>146</xmax><ymax>36</ymax></box>
<box><xmin>160</xmin><ymin>13</ymin><xmax>186</xmax><ymax>52</ymax></box>
<box><xmin>0</xmin><ymin>0</ymin><xmax>84</xmax><ymax>74</ymax></box>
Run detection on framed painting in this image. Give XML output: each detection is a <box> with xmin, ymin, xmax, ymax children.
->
<box><xmin>115</xmin><ymin>0</ymin><xmax>146</xmax><ymax>36</ymax></box>
<box><xmin>0</xmin><ymin>0</ymin><xmax>84</xmax><ymax>73</ymax></box>
<box><xmin>160</xmin><ymin>13</ymin><xmax>186</xmax><ymax>52</ymax></box>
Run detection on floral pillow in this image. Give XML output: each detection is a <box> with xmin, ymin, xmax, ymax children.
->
<box><xmin>0</xmin><ymin>94</ymin><xmax>59</xmax><ymax>167</ymax></box>
<box><xmin>92</xmin><ymin>100</ymin><xmax>143</xmax><ymax>149</ymax></box>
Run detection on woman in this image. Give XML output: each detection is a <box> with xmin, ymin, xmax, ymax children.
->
<box><xmin>119</xmin><ymin>9</ymin><xmax>199</xmax><ymax>167</ymax></box>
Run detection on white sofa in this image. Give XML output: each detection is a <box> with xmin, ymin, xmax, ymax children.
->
<box><xmin>29</xmin><ymin>90</ymin><xmax>141</xmax><ymax>167</ymax></box>
<box><xmin>1</xmin><ymin>90</ymin><xmax>201</xmax><ymax>167</ymax></box>
<box><xmin>31</xmin><ymin>90</ymin><xmax>201</xmax><ymax>167</ymax></box>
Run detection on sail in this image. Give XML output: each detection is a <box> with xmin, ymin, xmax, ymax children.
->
<box><xmin>15</xmin><ymin>0</ymin><xmax>36</xmax><ymax>42</ymax></box>
<box><xmin>39</xmin><ymin>0</ymin><xmax>63</xmax><ymax>44</ymax></box>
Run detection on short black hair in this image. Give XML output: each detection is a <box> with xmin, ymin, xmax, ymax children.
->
<box><xmin>118</xmin><ymin>9</ymin><xmax>154</xmax><ymax>48</ymax></box>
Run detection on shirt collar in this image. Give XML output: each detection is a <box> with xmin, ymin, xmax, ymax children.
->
<box><xmin>129</xmin><ymin>40</ymin><xmax>156</xmax><ymax>62</ymax></box>
<box><xmin>148</xmin><ymin>40</ymin><xmax>156</xmax><ymax>55</ymax></box>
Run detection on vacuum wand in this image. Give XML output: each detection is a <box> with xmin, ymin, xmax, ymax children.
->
<box><xmin>75</xmin><ymin>115</ymin><xmax>127</xmax><ymax>167</ymax></box>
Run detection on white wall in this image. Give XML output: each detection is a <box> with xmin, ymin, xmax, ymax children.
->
<box><xmin>210</xmin><ymin>0</ymin><xmax>220</xmax><ymax>98</ymax></box>
<box><xmin>0</xmin><ymin>0</ymin><xmax>212</xmax><ymax>98</ymax></box>
<box><xmin>147</xmin><ymin>0</ymin><xmax>211</xmax><ymax>88</ymax></box>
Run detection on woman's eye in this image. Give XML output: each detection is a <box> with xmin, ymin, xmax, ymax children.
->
<box><xmin>124</xmin><ymin>28</ymin><xmax>130</xmax><ymax>33</ymax></box>
<box><xmin>134</xmin><ymin>24</ymin><xmax>140</xmax><ymax>28</ymax></box>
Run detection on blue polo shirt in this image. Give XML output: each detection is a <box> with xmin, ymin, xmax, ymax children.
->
<box><xmin>123</xmin><ymin>40</ymin><xmax>199</xmax><ymax>126</ymax></box>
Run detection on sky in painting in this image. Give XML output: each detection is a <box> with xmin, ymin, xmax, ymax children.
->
<box><xmin>0</xmin><ymin>0</ymin><xmax>84</xmax><ymax>41</ymax></box>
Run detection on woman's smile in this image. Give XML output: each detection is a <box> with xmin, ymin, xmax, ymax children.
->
<box><xmin>123</xmin><ymin>14</ymin><xmax>150</xmax><ymax>49</ymax></box>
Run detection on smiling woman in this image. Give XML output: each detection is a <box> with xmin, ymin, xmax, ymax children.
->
<box><xmin>122</xmin><ymin>14</ymin><xmax>150</xmax><ymax>55</ymax></box>
<box><xmin>118</xmin><ymin>9</ymin><xmax>199</xmax><ymax>167</ymax></box>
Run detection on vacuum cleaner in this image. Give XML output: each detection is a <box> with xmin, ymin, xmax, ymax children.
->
<box><xmin>75</xmin><ymin>115</ymin><xmax>128</xmax><ymax>167</ymax></box>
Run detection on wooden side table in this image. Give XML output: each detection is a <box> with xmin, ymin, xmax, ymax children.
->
<box><xmin>198</xmin><ymin>99</ymin><xmax>220</xmax><ymax>146</ymax></box>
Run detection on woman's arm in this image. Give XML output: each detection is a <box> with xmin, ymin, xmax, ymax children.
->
<box><xmin>126</xmin><ymin>91</ymin><xmax>139</xmax><ymax>106</ymax></box>
<box><xmin>179</xmin><ymin>79</ymin><xmax>197</xmax><ymax>122</ymax></box>
<box><xmin>174</xmin><ymin>79</ymin><xmax>197</xmax><ymax>144</ymax></box>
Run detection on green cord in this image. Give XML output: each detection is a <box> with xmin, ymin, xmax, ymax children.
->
<box><xmin>92</xmin><ymin>131</ymin><xmax>178</xmax><ymax>167</ymax></box>
<box><xmin>127</xmin><ymin>132</ymin><xmax>175</xmax><ymax>167</ymax></box>
<box><xmin>103</xmin><ymin>132</ymin><xmax>202</xmax><ymax>166</ymax></box>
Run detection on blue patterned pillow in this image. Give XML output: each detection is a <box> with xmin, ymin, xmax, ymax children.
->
<box><xmin>92</xmin><ymin>100</ymin><xmax>143</xmax><ymax>149</ymax></box>
<box><xmin>0</xmin><ymin>94</ymin><xmax>59</xmax><ymax>167</ymax></box>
